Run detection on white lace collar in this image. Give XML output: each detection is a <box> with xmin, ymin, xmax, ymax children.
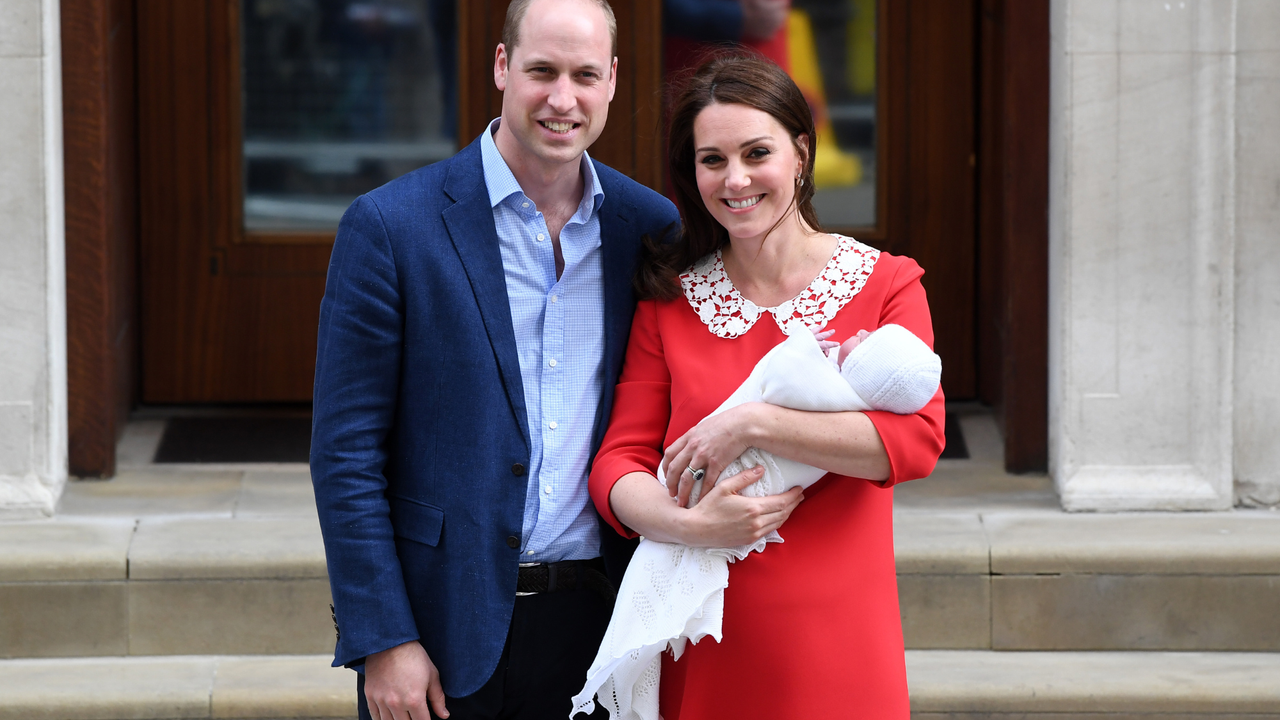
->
<box><xmin>679</xmin><ymin>234</ymin><xmax>880</xmax><ymax>339</ymax></box>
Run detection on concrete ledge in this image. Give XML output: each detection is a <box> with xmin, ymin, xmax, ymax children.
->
<box><xmin>4</xmin><ymin>505</ymin><xmax>1280</xmax><ymax>658</ymax></box>
<box><xmin>3</xmin><ymin>652</ymin><xmax>1276</xmax><ymax>719</ymax></box>
<box><xmin>0</xmin><ymin>521</ymin><xmax>134</xmax><ymax>581</ymax></box>
<box><xmin>895</xmin><ymin>513</ymin><xmax>990</xmax><ymax>574</ymax></box>
<box><xmin>0</xmin><ymin>656</ymin><xmax>216</xmax><ymax>720</ymax></box>
<box><xmin>129</xmin><ymin>519</ymin><xmax>327</xmax><ymax>581</ymax></box>
<box><xmin>900</xmin><ymin>575</ymin><xmax>991</xmax><ymax>649</ymax></box>
<box><xmin>57</xmin><ymin>471</ymin><xmax>244</xmax><ymax>518</ymax></box>
<box><xmin>0</xmin><ymin>655</ymin><xmax>353</xmax><ymax>720</ymax></box>
<box><xmin>0</xmin><ymin>581</ymin><xmax>127</xmax><ymax>658</ymax></box>
<box><xmin>905</xmin><ymin>651</ymin><xmax>1280</xmax><ymax>715</ymax></box>
<box><xmin>984</xmin><ymin>512</ymin><xmax>1280</xmax><ymax>575</ymax></box>
<box><xmin>992</xmin><ymin>574</ymin><xmax>1280</xmax><ymax>651</ymax></box>
<box><xmin>129</xmin><ymin>580</ymin><xmax>334</xmax><ymax>655</ymax></box>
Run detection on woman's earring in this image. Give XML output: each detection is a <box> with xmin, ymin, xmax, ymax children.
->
<box><xmin>797</xmin><ymin>175</ymin><xmax>805</xmax><ymax>188</ymax></box>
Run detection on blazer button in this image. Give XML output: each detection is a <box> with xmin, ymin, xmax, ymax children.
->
<box><xmin>511</xmin><ymin>463</ymin><xmax>526</xmax><ymax>476</ymax></box>
<box><xmin>506</xmin><ymin>535</ymin><xmax>520</xmax><ymax>549</ymax></box>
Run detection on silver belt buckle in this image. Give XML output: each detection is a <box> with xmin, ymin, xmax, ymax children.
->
<box><xmin>516</xmin><ymin>561</ymin><xmax>540</xmax><ymax>596</ymax></box>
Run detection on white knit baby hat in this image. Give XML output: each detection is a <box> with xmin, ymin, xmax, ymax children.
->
<box><xmin>840</xmin><ymin>324</ymin><xmax>942</xmax><ymax>414</ymax></box>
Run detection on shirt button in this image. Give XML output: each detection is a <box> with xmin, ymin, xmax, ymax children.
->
<box><xmin>526</xmin><ymin>550</ymin><xmax>534</xmax><ymax>555</ymax></box>
<box><xmin>549</xmin><ymin>421</ymin><xmax>558</xmax><ymax>430</ymax></box>
<box><xmin>550</xmin><ymin>295</ymin><xmax>558</xmax><ymax>304</ymax></box>
<box><xmin>522</xmin><ymin>202</ymin><xmax>529</xmax><ymax>208</ymax></box>
<box><xmin>506</xmin><ymin>535</ymin><xmax>520</xmax><ymax>549</ymax></box>
<box><xmin>537</xmin><ymin>233</ymin><xmax>545</xmax><ymax>241</ymax></box>
<box><xmin>544</xmin><ymin>485</ymin><xmax>553</xmax><ymax>494</ymax></box>
<box><xmin>548</xmin><ymin>358</ymin><xmax>557</xmax><ymax>368</ymax></box>
<box><xmin>511</xmin><ymin>463</ymin><xmax>526</xmax><ymax>476</ymax></box>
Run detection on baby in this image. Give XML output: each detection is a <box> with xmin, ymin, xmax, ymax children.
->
<box><xmin>681</xmin><ymin>323</ymin><xmax>943</xmax><ymax>509</ymax></box>
<box><xmin>573</xmin><ymin>324</ymin><xmax>942</xmax><ymax>720</ymax></box>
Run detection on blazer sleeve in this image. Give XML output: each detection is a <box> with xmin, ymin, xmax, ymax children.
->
<box><xmin>589</xmin><ymin>299</ymin><xmax>672</xmax><ymax>538</ymax></box>
<box><xmin>311</xmin><ymin>195</ymin><xmax>420</xmax><ymax>667</ymax></box>
<box><xmin>862</xmin><ymin>256</ymin><xmax>947</xmax><ymax>486</ymax></box>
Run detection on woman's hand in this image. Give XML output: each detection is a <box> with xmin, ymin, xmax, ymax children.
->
<box><xmin>607</xmin><ymin>467</ymin><xmax>804</xmax><ymax>548</ymax></box>
<box><xmin>661</xmin><ymin>403</ymin><xmax>763</xmax><ymax>507</ymax></box>
<box><xmin>682</xmin><ymin>467</ymin><xmax>805</xmax><ymax>547</ymax></box>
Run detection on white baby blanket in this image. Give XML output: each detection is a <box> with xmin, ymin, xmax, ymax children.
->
<box><xmin>571</xmin><ymin>325</ymin><xmax>941</xmax><ymax>720</ymax></box>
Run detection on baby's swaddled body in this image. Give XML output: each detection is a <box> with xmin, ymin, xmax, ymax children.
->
<box><xmin>572</xmin><ymin>324</ymin><xmax>942</xmax><ymax>720</ymax></box>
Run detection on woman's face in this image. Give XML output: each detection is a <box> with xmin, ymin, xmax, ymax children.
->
<box><xmin>692</xmin><ymin>102</ymin><xmax>807</xmax><ymax>242</ymax></box>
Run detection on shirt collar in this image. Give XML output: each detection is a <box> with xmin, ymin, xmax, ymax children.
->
<box><xmin>480</xmin><ymin>118</ymin><xmax>605</xmax><ymax>219</ymax></box>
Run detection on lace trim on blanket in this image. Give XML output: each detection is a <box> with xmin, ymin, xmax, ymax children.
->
<box><xmin>679</xmin><ymin>234</ymin><xmax>880</xmax><ymax>339</ymax></box>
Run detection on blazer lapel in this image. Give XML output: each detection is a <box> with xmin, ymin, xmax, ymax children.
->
<box><xmin>442</xmin><ymin>141</ymin><xmax>531</xmax><ymax>451</ymax></box>
<box><xmin>592</xmin><ymin>174</ymin><xmax>637</xmax><ymax>449</ymax></box>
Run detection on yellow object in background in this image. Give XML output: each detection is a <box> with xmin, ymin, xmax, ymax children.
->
<box><xmin>848</xmin><ymin>0</ymin><xmax>876</xmax><ymax>96</ymax></box>
<box><xmin>787</xmin><ymin>9</ymin><xmax>863</xmax><ymax>188</ymax></box>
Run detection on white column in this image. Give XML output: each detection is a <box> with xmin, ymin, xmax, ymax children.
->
<box><xmin>1050</xmin><ymin>0</ymin><xmax>1237</xmax><ymax>510</ymax></box>
<box><xmin>1233</xmin><ymin>0</ymin><xmax>1280</xmax><ymax>507</ymax></box>
<box><xmin>0</xmin><ymin>0</ymin><xmax>66</xmax><ymax>518</ymax></box>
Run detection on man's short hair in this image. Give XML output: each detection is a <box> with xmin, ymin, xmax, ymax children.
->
<box><xmin>502</xmin><ymin>0</ymin><xmax>618</xmax><ymax>59</ymax></box>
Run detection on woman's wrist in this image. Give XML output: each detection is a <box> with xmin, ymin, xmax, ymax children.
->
<box><xmin>738</xmin><ymin>402</ymin><xmax>774</xmax><ymax>447</ymax></box>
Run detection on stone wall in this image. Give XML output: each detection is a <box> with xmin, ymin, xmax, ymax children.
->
<box><xmin>1232</xmin><ymin>0</ymin><xmax>1280</xmax><ymax>507</ymax></box>
<box><xmin>0</xmin><ymin>0</ymin><xmax>66</xmax><ymax>518</ymax></box>
<box><xmin>1051</xmin><ymin>0</ymin><xmax>1280</xmax><ymax>510</ymax></box>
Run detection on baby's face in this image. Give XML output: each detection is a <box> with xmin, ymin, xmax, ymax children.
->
<box><xmin>838</xmin><ymin>329</ymin><xmax>873</xmax><ymax>365</ymax></box>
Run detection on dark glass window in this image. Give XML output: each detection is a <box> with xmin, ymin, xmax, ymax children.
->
<box><xmin>242</xmin><ymin>0</ymin><xmax>457</xmax><ymax>231</ymax></box>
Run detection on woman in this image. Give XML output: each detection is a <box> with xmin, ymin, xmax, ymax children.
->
<box><xmin>587</xmin><ymin>54</ymin><xmax>945</xmax><ymax>717</ymax></box>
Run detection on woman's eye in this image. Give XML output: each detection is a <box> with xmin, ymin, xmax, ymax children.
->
<box><xmin>747</xmin><ymin>147</ymin><xmax>771</xmax><ymax>160</ymax></box>
<box><xmin>699</xmin><ymin>155</ymin><xmax>723</xmax><ymax>165</ymax></box>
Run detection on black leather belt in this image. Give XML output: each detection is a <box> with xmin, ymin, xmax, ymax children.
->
<box><xmin>517</xmin><ymin>557</ymin><xmax>613</xmax><ymax>601</ymax></box>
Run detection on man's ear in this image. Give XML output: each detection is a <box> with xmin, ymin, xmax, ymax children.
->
<box><xmin>607</xmin><ymin>56</ymin><xmax>618</xmax><ymax>102</ymax></box>
<box><xmin>494</xmin><ymin>43</ymin><xmax>510</xmax><ymax>92</ymax></box>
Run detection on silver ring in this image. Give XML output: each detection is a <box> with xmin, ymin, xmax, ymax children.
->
<box><xmin>689</xmin><ymin>467</ymin><xmax>706</xmax><ymax>483</ymax></box>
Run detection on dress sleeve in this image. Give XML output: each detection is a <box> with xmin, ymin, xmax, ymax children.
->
<box><xmin>862</xmin><ymin>257</ymin><xmax>947</xmax><ymax>486</ymax></box>
<box><xmin>590</xmin><ymin>299</ymin><xmax>672</xmax><ymax>538</ymax></box>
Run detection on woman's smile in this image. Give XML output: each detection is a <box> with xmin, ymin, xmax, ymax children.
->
<box><xmin>723</xmin><ymin>194</ymin><xmax>765</xmax><ymax>210</ymax></box>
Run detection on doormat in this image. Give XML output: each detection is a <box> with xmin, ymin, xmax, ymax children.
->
<box><xmin>152</xmin><ymin>413</ymin><xmax>968</xmax><ymax>464</ymax></box>
<box><xmin>153</xmin><ymin>416</ymin><xmax>312</xmax><ymax>463</ymax></box>
<box><xmin>939</xmin><ymin>413</ymin><xmax>969</xmax><ymax>460</ymax></box>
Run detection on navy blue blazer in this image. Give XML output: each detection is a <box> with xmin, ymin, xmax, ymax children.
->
<box><xmin>311</xmin><ymin>133</ymin><xmax>679</xmax><ymax>697</ymax></box>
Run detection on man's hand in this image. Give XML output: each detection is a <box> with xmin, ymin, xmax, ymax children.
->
<box><xmin>741</xmin><ymin>0</ymin><xmax>788</xmax><ymax>41</ymax></box>
<box><xmin>364</xmin><ymin>641</ymin><xmax>449</xmax><ymax>720</ymax></box>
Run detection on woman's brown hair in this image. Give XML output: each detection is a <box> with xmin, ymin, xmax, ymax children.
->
<box><xmin>635</xmin><ymin>52</ymin><xmax>820</xmax><ymax>300</ymax></box>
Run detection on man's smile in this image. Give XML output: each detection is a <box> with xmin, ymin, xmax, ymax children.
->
<box><xmin>539</xmin><ymin>120</ymin><xmax>581</xmax><ymax>134</ymax></box>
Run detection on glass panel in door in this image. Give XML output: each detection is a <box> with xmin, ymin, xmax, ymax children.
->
<box><xmin>241</xmin><ymin>0</ymin><xmax>458</xmax><ymax>231</ymax></box>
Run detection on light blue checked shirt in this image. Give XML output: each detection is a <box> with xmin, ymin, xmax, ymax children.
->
<box><xmin>480</xmin><ymin>120</ymin><xmax>604</xmax><ymax>563</ymax></box>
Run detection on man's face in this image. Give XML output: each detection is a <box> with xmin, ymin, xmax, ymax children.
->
<box><xmin>493</xmin><ymin>0</ymin><xmax>617</xmax><ymax>172</ymax></box>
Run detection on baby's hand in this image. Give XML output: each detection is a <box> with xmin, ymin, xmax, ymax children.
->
<box><xmin>838</xmin><ymin>329</ymin><xmax>873</xmax><ymax>365</ymax></box>
<box><xmin>812</xmin><ymin>328</ymin><xmax>840</xmax><ymax>355</ymax></box>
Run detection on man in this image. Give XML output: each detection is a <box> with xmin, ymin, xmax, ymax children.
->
<box><xmin>310</xmin><ymin>0</ymin><xmax>678</xmax><ymax>717</ymax></box>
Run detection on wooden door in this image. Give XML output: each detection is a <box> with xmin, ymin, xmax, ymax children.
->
<box><xmin>137</xmin><ymin>0</ymin><xmax>665</xmax><ymax>403</ymax></box>
<box><xmin>879</xmin><ymin>0</ymin><xmax>978</xmax><ymax>399</ymax></box>
<box><xmin>138</xmin><ymin>1</ymin><xmax>332</xmax><ymax>402</ymax></box>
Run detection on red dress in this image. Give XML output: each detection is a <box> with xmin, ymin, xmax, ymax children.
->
<box><xmin>589</xmin><ymin>238</ymin><xmax>946</xmax><ymax>719</ymax></box>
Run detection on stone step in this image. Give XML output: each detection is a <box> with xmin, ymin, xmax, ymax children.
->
<box><xmin>904</xmin><ymin>650</ymin><xmax>1280</xmax><ymax>718</ymax></box>
<box><xmin>3</xmin><ymin>467</ymin><xmax>1280</xmax><ymax>658</ymax></box>
<box><xmin>0</xmin><ymin>654</ymin><xmax>354</xmax><ymax>720</ymax></box>
<box><xmin>893</xmin><ymin>508</ymin><xmax>1280</xmax><ymax>652</ymax></box>
<box><xmin>1</xmin><ymin>651</ymin><xmax>1277</xmax><ymax>719</ymax></box>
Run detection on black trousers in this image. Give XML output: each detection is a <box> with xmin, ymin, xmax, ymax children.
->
<box><xmin>358</xmin><ymin>586</ymin><xmax>612</xmax><ymax>720</ymax></box>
